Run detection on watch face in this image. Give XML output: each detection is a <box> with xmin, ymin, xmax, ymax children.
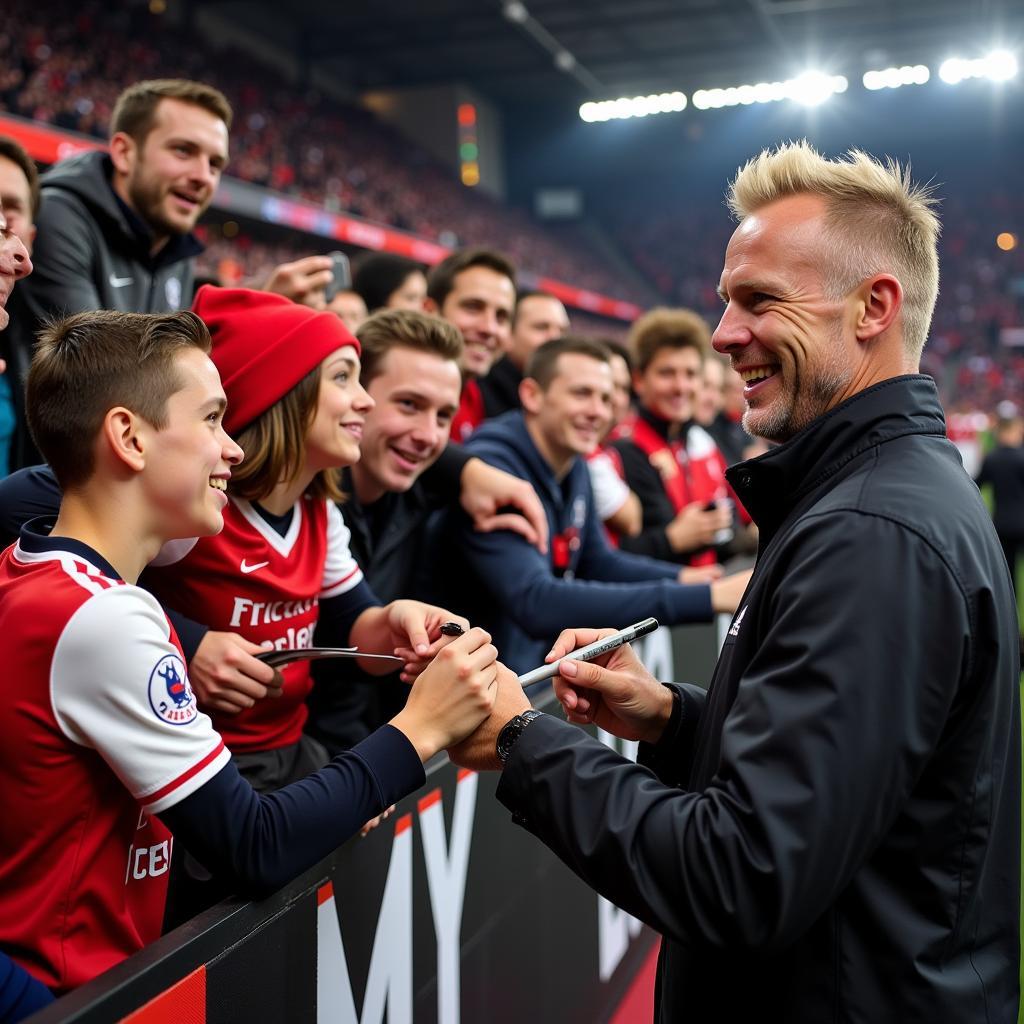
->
<box><xmin>497</xmin><ymin>711</ymin><xmax>540</xmax><ymax>765</ymax></box>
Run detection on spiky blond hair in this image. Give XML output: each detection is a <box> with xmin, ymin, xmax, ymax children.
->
<box><xmin>728</xmin><ymin>140</ymin><xmax>940</xmax><ymax>357</ymax></box>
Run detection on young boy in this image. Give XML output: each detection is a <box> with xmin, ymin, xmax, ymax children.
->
<box><xmin>0</xmin><ymin>309</ymin><xmax>498</xmax><ymax>994</ymax></box>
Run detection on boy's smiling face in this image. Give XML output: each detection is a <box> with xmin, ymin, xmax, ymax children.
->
<box><xmin>142</xmin><ymin>347</ymin><xmax>242</xmax><ymax>538</ymax></box>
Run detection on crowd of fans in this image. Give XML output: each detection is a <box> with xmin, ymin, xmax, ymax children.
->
<box><xmin>0</xmin><ymin>13</ymin><xmax>1020</xmax><ymax>1012</ymax></box>
<box><xmin>0</xmin><ymin>71</ymin><xmax>759</xmax><ymax>1017</ymax></box>
<box><xmin>0</xmin><ymin>0</ymin><xmax>648</xmax><ymax>305</ymax></box>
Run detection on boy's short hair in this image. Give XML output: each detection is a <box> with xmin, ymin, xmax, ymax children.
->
<box><xmin>525</xmin><ymin>335</ymin><xmax>611</xmax><ymax>392</ymax></box>
<box><xmin>356</xmin><ymin>309</ymin><xmax>464</xmax><ymax>386</ymax></box>
<box><xmin>27</xmin><ymin>310</ymin><xmax>212</xmax><ymax>490</ymax></box>
<box><xmin>0</xmin><ymin>136</ymin><xmax>40</xmax><ymax>219</ymax></box>
<box><xmin>628</xmin><ymin>307</ymin><xmax>710</xmax><ymax>373</ymax></box>
<box><xmin>111</xmin><ymin>79</ymin><xmax>233</xmax><ymax>142</ymax></box>
<box><xmin>426</xmin><ymin>248</ymin><xmax>517</xmax><ymax>309</ymax></box>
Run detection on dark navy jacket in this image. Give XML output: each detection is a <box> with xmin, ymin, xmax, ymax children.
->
<box><xmin>497</xmin><ymin>376</ymin><xmax>1021</xmax><ymax>1022</ymax></box>
<box><xmin>433</xmin><ymin>411</ymin><xmax>713</xmax><ymax>673</ymax></box>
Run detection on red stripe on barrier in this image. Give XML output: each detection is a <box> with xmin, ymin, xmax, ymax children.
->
<box><xmin>457</xmin><ymin>768</ymin><xmax>475</xmax><ymax>782</ymax></box>
<box><xmin>417</xmin><ymin>788</ymin><xmax>442</xmax><ymax>813</ymax></box>
<box><xmin>317</xmin><ymin>881</ymin><xmax>335</xmax><ymax>906</ymax></box>
<box><xmin>122</xmin><ymin>965</ymin><xmax>206</xmax><ymax>1024</ymax></box>
<box><xmin>608</xmin><ymin>939</ymin><xmax>660</xmax><ymax>1024</ymax></box>
<box><xmin>394</xmin><ymin>813</ymin><xmax>413</xmax><ymax>835</ymax></box>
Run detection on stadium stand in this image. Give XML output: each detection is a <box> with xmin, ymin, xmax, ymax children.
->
<box><xmin>0</xmin><ymin>0</ymin><xmax>652</xmax><ymax>307</ymax></box>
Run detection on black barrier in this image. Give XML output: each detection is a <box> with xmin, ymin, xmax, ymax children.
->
<box><xmin>27</xmin><ymin>621</ymin><xmax>724</xmax><ymax>1024</ymax></box>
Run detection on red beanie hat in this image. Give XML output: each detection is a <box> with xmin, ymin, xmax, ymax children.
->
<box><xmin>192</xmin><ymin>285</ymin><xmax>360</xmax><ymax>435</ymax></box>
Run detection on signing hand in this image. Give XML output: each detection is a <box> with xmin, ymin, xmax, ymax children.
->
<box><xmin>188</xmin><ymin>631</ymin><xmax>284</xmax><ymax>715</ymax></box>
<box><xmin>546</xmin><ymin>627</ymin><xmax>672</xmax><ymax>744</ymax></box>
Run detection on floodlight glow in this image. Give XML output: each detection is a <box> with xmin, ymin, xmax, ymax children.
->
<box><xmin>788</xmin><ymin>71</ymin><xmax>847</xmax><ymax>105</ymax></box>
<box><xmin>863</xmin><ymin>64</ymin><xmax>930</xmax><ymax>90</ymax></box>
<box><xmin>692</xmin><ymin>71</ymin><xmax>845</xmax><ymax>110</ymax></box>
<box><xmin>577</xmin><ymin>91</ymin><xmax>687</xmax><ymax>122</ymax></box>
<box><xmin>940</xmin><ymin>50</ymin><xmax>1018</xmax><ymax>84</ymax></box>
<box><xmin>986</xmin><ymin>49</ymin><xmax>1018</xmax><ymax>81</ymax></box>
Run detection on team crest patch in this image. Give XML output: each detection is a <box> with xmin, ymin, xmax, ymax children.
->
<box><xmin>148</xmin><ymin>654</ymin><xmax>198</xmax><ymax>726</ymax></box>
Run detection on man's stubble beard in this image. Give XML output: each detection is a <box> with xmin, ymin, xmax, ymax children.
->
<box><xmin>128</xmin><ymin>171</ymin><xmax>204</xmax><ymax>239</ymax></box>
<box><xmin>743</xmin><ymin>327</ymin><xmax>853</xmax><ymax>444</ymax></box>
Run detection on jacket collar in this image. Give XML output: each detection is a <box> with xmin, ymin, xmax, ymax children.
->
<box><xmin>42</xmin><ymin>152</ymin><xmax>203</xmax><ymax>268</ymax></box>
<box><xmin>726</xmin><ymin>375</ymin><xmax>946</xmax><ymax>538</ymax></box>
<box><xmin>637</xmin><ymin>403</ymin><xmax>691</xmax><ymax>444</ymax></box>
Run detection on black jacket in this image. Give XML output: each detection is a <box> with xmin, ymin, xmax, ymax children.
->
<box><xmin>478</xmin><ymin>355</ymin><xmax>523</xmax><ymax>419</ymax></box>
<box><xmin>4</xmin><ymin>152</ymin><xmax>202</xmax><ymax>472</ymax></box>
<box><xmin>497</xmin><ymin>376</ymin><xmax>1020</xmax><ymax>1022</ymax></box>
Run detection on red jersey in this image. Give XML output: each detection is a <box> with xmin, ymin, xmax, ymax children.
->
<box><xmin>451</xmin><ymin>378</ymin><xmax>485</xmax><ymax>443</ymax></box>
<box><xmin>0</xmin><ymin>530</ymin><xmax>229</xmax><ymax>992</ymax></box>
<box><xmin>144</xmin><ymin>495</ymin><xmax>364</xmax><ymax>753</ymax></box>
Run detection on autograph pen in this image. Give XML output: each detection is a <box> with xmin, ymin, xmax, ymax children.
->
<box><xmin>517</xmin><ymin>617</ymin><xmax>659</xmax><ymax>687</ymax></box>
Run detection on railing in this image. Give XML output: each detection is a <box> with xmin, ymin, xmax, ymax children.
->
<box><xmin>27</xmin><ymin>622</ymin><xmax>724</xmax><ymax>1023</ymax></box>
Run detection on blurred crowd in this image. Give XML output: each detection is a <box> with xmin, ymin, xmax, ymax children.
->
<box><xmin>0</xmin><ymin>0</ymin><xmax>644</xmax><ymax>304</ymax></box>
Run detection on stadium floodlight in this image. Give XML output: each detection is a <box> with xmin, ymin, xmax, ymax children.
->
<box><xmin>787</xmin><ymin>71</ymin><xmax>848</xmax><ymax>106</ymax></box>
<box><xmin>940</xmin><ymin>50</ymin><xmax>1018</xmax><ymax>84</ymax></box>
<box><xmin>692</xmin><ymin>71</ymin><xmax>845</xmax><ymax>110</ymax></box>
<box><xmin>577</xmin><ymin>91</ymin><xmax>687</xmax><ymax>122</ymax></box>
<box><xmin>863</xmin><ymin>64</ymin><xmax>930</xmax><ymax>91</ymax></box>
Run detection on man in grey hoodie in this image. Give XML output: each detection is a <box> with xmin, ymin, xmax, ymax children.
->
<box><xmin>6</xmin><ymin>79</ymin><xmax>335</xmax><ymax>472</ymax></box>
<box><xmin>15</xmin><ymin>79</ymin><xmax>231</xmax><ymax>329</ymax></box>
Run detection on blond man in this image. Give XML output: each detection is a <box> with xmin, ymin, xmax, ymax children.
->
<box><xmin>450</xmin><ymin>141</ymin><xmax>1020</xmax><ymax>1023</ymax></box>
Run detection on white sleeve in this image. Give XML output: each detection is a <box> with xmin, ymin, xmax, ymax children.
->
<box><xmin>587</xmin><ymin>451</ymin><xmax>631</xmax><ymax>521</ymax></box>
<box><xmin>321</xmin><ymin>500</ymin><xmax>364</xmax><ymax>598</ymax></box>
<box><xmin>50</xmin><ymin>586</ymin><xmax>231</xmax><ymax>815</ymax></box>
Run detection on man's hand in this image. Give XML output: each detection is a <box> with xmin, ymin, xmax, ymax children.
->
<box><xmin>390</xmin><ymin>628</ymin><xmax>499</xmax><ymax>762</ymax></box>
<box><xmin>459</xmin><ymin>458</ymin><xmax>549</xmax><ymax>554</ymax></box>
<box><xmin>665</xmin><ymin>501</ymin><xmax>731</xmax><ymax>553</ymax></box>
<box><xmin>709</xmin><ymin>568</ymin><xmax>753</xmax><ymax>614</ymax></box>
<box><xmin>678</xmin><ymin>564</ymin><xmax>724</xmax><ymax>584</ymax></box>
<box><xmin>188</xmin><ymin>631</ymin><xmax>284</xmax><ymax>715</ymax></box>
<box><xmin>545</xmin><ymin>627</ymin><xmax>672</xmax><ymax>744</ymax></box>
<box><xmin>262</xmin><ymin>256</ymin><xmax>334</xmax><ymax>310</ymax></box>
<box><xmin>446</xmin><ymin>663</ymin><xmax>532</xmax><ymax>771</ymax></box>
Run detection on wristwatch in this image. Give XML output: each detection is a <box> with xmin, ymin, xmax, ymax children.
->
<box><xmin>496</xmin><ymin>709</ymin><xmax>544</xmax><ymax>765</ymax></box>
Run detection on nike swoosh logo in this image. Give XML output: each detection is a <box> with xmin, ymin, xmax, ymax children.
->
<box><xmin>240</xmin><ymin>560</ymin><xmax>270</xmax><ymax>574</ymax></box>
<box><xmin>109</xmin><ymin>274</ymin><xmax>134</xmax><ymax>287</ymax></box>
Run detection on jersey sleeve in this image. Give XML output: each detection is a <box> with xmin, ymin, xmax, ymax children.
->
<box><xmin>322</xmin><ymin>500</ymin><xmax>365</xmax><ymax>598</ymax></box>
<box><xmin>587</xmin><ymin>451</ymin><xmax>631</xmax><ymax>520</ymax></box>
<box><xmin>49</xmin><ymin>585</ymin><xmax>230</xmax><ymax>815</ymax></box>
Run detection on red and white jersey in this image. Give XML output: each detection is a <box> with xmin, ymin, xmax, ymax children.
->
<box><xmin>0</xmin><ymin>531</ymin><xmax>229</xmax><ymax>993</ymax></box>
<box><xmin>144</xmin><ymin>494</ymin><xmax>364</xmax><ymax>753</ymax></box>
